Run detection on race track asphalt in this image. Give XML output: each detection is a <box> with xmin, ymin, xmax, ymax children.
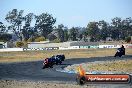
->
<box><xmin>0</xmin><ymin>55</ymin><xmax>132</xmax><ymax>87</ymax></box>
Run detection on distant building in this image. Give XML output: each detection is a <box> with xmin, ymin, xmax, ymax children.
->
<box><xmin>0</xmin><ymin>42</ymin><xmax>14</xmax><ymax>48</ymax></box>
<box><xmin>48</xmin><ymin>30</ymin><xmax>58</xmax><ymax>41</ymax></box>
<box><xmin>106</xmin><ymin>37</ymin><xmax>113</xmax><ymax>41</ymax></box>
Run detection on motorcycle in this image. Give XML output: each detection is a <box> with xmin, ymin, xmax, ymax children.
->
<box><xmin>56</xmin><ymin>54</ymin><xmax>65</xmax><ymax>61</ymax></box>
<box><xmin>42</xmin><ymin>58</ymin><xmax>54</xmax><ymax>69</ymax></box>
<box><xmin>114</xmin><ymin>48</ymin><xmax>125</xmax><ymax>57</ymax></box>
<box><xmin>42</xmin><ymin>54</ymin><xmax>65</xmax><ymax>69</ymax></box>
<box><xmin>51</xmin><ymin>55</ymin><xmax>62</xmax><ymax>65</ymax></box>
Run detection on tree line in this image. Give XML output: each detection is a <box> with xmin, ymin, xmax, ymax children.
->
<box><xmin>0</xmin><ymin>9</ymin><xmax>132</xmax><ymax>43</ymax></box>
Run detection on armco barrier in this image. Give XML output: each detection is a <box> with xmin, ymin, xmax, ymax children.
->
<box><xmin>79</xmin><ymin>46</ymin><xmax>90</xmax><ymax>49</ymax></box>
<box><xmin>23</xmin><ymin>48</ymin><xmax>45</xmax><ymax>51</ymax></box>
<box><xmin>23</xmin><ymin>47</ymin><xmax>59</xmax><ymax>51</ymax></box>
<box><xmin>90</xmin><ymin>45</ymin><xmax>99</xmax><ymax>48</ymax></box>
<box><xmin>99</xmin><ymin>44</ymin><xmax>132</xmax><ymax>48</ymax></box>
<box><xmin>59</xmin><ymin>46</ymin><xmax>79</xmax><ymax>50</ymax></box>
<box><xmin>99</xmin><ymin>45</ymin><xmax>120</xmax><ymax>48</ymax></box>
<box><xmin>45</xmin><ymin>47</ymin><xmax>59</xmax><ymax>50</ymax></box>
<box><xmin>79</xmin><ymin>46</ymin><xmax>99</xmax><ymax>49</ymax></box>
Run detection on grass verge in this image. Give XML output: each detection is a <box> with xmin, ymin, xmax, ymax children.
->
<box><xmin>0</xmin><ymin>48</ymin><xmax>132</xmax><ymax>63</ymax></box>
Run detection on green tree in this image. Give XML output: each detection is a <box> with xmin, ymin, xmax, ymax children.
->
<box><xmin>27</xmin><ymin>37</ymin><xmax>34</xmax><ymax>42</ymax></box>
<box><xmin>121</xmin><ymin>17</ymin><xmax>132</xmax><ymax>39</ymax></box>
<box><xmin>69</xmin><ymin>27</ymin><xmax>79</xmax><ymax>41</ymax></box>
<box><xmin>52</xmin><ymin>38</ymin><xmax>61</xmax><ymax>43</ymax></box>
<box><xmin>81</xmin><ymin>27</ymin><xmax>88</xmax><ymax>41</ymax></box>
<box><xmin>86</xmin><ymin>22</ymin><xmax>99</xmax><ymax>42</ymax></box>
<box><xmin>48</xmin><ymin>34</ymin><xmax>57</xmax><ymax>41</ymax></box>
<box><xmin>22</xmin><ymin>13</ymin><xmax>34</xmax><ymax>41</ymax></box>
<box><xmin>98</xmin><ymin>20</ymin><xmax>109</xmax><ymax>41</ymax></box>
<box><xmin>35</xmin><ymin>13</ymin><xmax>56</xmax><ymax>38</ymax></box>
<box><xmin>5</xmin><ymin>9</ymin><xmax>24</xmax><ymax>41</ymax></box>
<box><xmin>125</xmin><ymin>36</ymin><xmax>131</xmax><ymax>43</ymax></box>
<box><xmin>0</xmin><ymin>33</ymin><xmax>12</xmax><ymax>42</ymax></box>
<box><xmin>74</xmin><ymin>27</ymin><xmax>83</xmax><ymax>41</ymax></box>
<box><xmin>0</xmin><ymin>22</ymin><xmax>6</xmax><ymax>33</ymax></box>
<box><xmin>111</xmin><ymin>17</ymin><xmax>122</xmax><ymax>40</ymax></box>
<box><xmin>55</xmin><ymin>24</ymin><xmax>65</xmax><ymax>42</ymax></box>
<box><xmin>63</xmin><ymin>27</ymin><xmax>69</xmax><ymax>42</ymax></box>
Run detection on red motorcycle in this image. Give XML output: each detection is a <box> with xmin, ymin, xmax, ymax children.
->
<box><xmin>42</xmin><ymin>58</ymin><xmax>53</xmax><ymax>69</ymax></box>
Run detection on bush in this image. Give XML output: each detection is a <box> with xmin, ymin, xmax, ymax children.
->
<box><xmin>22</xmin><ymin>40</ymin><xmax>28</xmax><ymax>47</ymax></box>
<box><xmin>27</xmin><ymin>37</ymin><xmax>34</xmax><ymax>42</ymax></box>
<box><xmin>34</xmin><ymin>37</ymin><xmax>46</xmax><ymax>42</ymax></box>
<box><xmin>125</xmin><ymin>36</ymin><xmax>131</xmax><ymax>43</ymax></box>
<box><xmin>52</xmin><ymin>38</ymin><xmax>61</xmax><ymax>43</ymax></box>
<box><xmin>16</xmin><ymin>41</ymin><xmax>24</xmax><ymax>48</ymax></box>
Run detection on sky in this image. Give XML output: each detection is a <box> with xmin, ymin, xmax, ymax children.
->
<box><xmin>0</xmin><ymin>0</ymin><xmax>132</xmax><ymax>28</ymax></box>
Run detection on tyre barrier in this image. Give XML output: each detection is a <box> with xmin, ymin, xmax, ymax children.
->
<box><xmin>79</xmin><ymin>46</ymin><xmax>99</xmax><ymax>49</ymax></box>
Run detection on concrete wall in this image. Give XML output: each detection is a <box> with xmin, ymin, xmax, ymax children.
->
<box><xmin>0</xmin><ymin>48</ymin><xmax>23</xmax><ymax>52</ymax></box>
<box><xmin>28</xmin><ymin>41</ymin><xmax>99</xmax><ymax>48</ymax></box>
<box><xmin>70</xmin><ymin>42</ymin><xmax>99</xmax><ymax>46</ymax></box>
<box><xmin>27</xmin><ymin>41</ymin><xmax>132</xmax><ymax>49</ymax></box>
<box><xmin>28</xmin><ymin>42</ymin><xmax>71</xmax><ymax>48</ymax></box>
